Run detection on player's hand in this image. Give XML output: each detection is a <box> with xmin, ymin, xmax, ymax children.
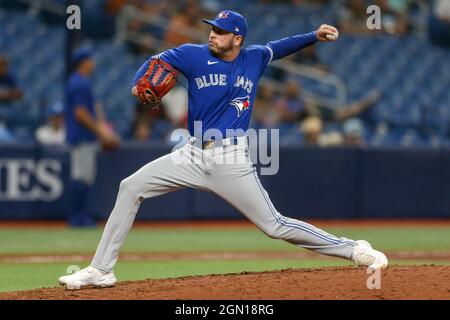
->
<box><xmin>98</xmin><ymin>122</ymin><xmax>120</xmax><ymax>151</ymax></box>
<box><xmin>100</xmin><ymin>133</ymin><xmax>120</xmax><ymax>151</ymax></box>
<box><xmin>316</xmin><ymin>24</ymin><xmax>339</xmax><ymax>42</ymax></box>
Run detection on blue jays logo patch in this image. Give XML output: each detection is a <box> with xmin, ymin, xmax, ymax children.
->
<box><xmin>217</xmin><ymin>11</ymin><xmax>229</xmax><ymax>19</ymax></box>
<box><xmin>230</xmin><ymin>96</ymin><xmax>250</xmax><ymax>117</ymax></box>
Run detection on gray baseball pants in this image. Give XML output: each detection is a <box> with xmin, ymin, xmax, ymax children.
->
<box><xmin>91</xmin><ymin>136</ymin><xmax>355</xmax><ymax>272</ymax></box>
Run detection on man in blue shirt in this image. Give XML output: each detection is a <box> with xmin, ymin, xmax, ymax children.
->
<box><xmin>60</xmin><ymin>10</ymin><xmax>388</xmax><ymax>289</ymax></box>
<box><xmin>65</xmin><ymin>48</ymin><xmax>119</xmax><ymax>227</ymax></box>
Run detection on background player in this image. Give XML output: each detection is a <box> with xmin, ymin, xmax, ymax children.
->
<box><xmin>59</xmin><ymin>10</ymin><xmax>387</xmax><ymax>289</ymax></box>
<box><xmin>65</xmin><ymin>48</ymin><xmax>120</xmax><ymax>227</ymax></box>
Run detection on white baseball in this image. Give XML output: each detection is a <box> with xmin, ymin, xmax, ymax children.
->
<box><xmin>326</xmin><ymin>30</ymin><xmax>339</xmax><ymax>41</ymax></box>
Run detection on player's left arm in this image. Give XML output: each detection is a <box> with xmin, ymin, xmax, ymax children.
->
<box><xmin>266</xmin><ymin>24</ymin><xmax>339</xmax><ymax>62</ymax></box>
<box><xmin>131</xmin><ymin>44</ymin><xmax>193</xmax><ymax>98</ymax></box>
<box><xmin>131</xmin><ymin>58</ymin><xmax>178</xmax><ymax>106</ymax></box>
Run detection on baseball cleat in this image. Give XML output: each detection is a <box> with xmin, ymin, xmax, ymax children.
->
<box><xmin>58</xmin><ymin>266</ymin><xmax>117</xmax><ymax>290</ymax></box>
<box><xmin>351</xmin><ymin>240</ymin><xmax>388</xmax><ymax>270</ymax></box>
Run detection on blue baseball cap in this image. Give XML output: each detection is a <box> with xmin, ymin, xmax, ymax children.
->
<box><xmin>72</xmin><ymin>47</ymin><xmax>93</xmax><ymax>67</ymax></box>
<box><xmin>202</xmin><ymin>10</ymin><xmax>248</xmax><ymax>37</ymax></box>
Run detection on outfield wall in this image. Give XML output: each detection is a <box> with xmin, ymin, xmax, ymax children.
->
<box><xmin>0</xmin><ymin>144</ymin><xmax>449</xmax><ymax>219</ymax></box>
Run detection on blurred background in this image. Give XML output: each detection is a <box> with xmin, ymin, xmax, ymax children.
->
<box><xmin>0</xmin><ymin>0</ymin><xmax>450</xmax><ymax>221</ymax></box>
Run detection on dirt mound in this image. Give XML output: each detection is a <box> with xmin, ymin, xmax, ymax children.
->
<box><xmin>1</xmin><ymin>265</ymin><xmax>450</xmax><ymax>300</ymax></box>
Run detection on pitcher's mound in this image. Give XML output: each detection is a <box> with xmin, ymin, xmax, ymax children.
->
<box><xmin>1</xmin><ymin>265</ymin><xmax>449</xmax><ymax>300</ymax></box>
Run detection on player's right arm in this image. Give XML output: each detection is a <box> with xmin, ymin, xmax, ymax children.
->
<box><xmin>266</xmin><ymin>24</ymin><xmax>338</xmax><ymax>62</ymax></box>
<box><xmin>247</xmin><ymin>25</ymin><xmax>339</xmax><ymax>77</ymax></box>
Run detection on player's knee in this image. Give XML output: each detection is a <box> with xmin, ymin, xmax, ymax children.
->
<box><xmin>262</xmin><ymin>224</ymin><xmax>286</xmax><ymax>240</ymax></box>
<box><xmin>265</xmin><ymin>230</ymin><xmax>284</xmax><ymax>239</ymax></box>
<box><xmin>119</xmin><ymin>176</ymin><xmax>139</xmax><ymax>194</ymax></box>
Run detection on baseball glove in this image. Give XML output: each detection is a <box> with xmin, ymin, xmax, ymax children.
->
<box><xmin>135</xmin><ymin>58</ymin><xmax>178</xmax><ymax>107</ymax></box>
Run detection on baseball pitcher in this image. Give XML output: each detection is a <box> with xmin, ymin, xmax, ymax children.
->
<box><xmin>59</xmin><ymin>10</ymin><xmax>387</xmax><ymax>290</ymax></box>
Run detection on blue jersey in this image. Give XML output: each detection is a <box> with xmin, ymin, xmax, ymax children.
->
<box><xmin>65</xmin><ymin>72</ymin><xmax>97</xmax><ymax>145</ymax></box>
<box><xmin>161</xmin><ymin>44</ymin><xmax>272</xmax><ymax>137</ymax></box>
<box><xmin>132</xmin><ymin>32</ymin><xmax>318</xmax><ymax>138</ymax></box>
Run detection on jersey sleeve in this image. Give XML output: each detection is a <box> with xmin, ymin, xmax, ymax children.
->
<box><xmin>158</xmin><ymin>44</ymin><xmax>194</xmax><ymax>77</ymax></box>
<box><xmin>246</xmin><ymin>45</ymin><xmax>273</xmax><ymax>75</ymax></box>
<box><xmin>266</xmin><ymin>32</ymin><xmax>318</xmax><ymax>61</ymax></box>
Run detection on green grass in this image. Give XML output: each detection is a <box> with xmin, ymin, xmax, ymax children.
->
<box><xmin>0</xmin><ymin>226</ymin><xmax>449</xmax><ymax>255</ymax></box>
<box><xmin>0</xmin><ymin>225</ymin><xmax>449</xmax><ymax>292</ymax></box>
<box><xmin>0</xmin><ymin>259</ymin><xmax>352</xmax><ymax>292</ymax></box>
<box><xmin>326</xmin><ymin>227</ymin><xmax>450</xmax><ymax>251</ymax></box>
